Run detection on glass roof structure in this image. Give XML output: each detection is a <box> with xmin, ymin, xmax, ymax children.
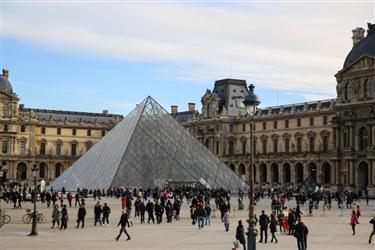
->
<box><xmin>50</xmin><ymin>96</ymin><xmax>248</xmax><ymax>191</ymax></box>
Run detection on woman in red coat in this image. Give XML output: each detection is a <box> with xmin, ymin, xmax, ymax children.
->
<box><xmin>350</xmin><ymin>211</ymin><xmax>359</xmax><ymax>235</ymax></box>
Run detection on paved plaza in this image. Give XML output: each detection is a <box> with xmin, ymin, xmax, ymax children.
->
<box><xmin>1</xmin><ymin>197</ymin><xmax>375</xmax><ymax>250</ymax></box>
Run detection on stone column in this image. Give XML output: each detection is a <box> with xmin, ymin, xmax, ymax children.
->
<box><xmin>266</xmin><ymin>164</ymin><xmax>271</xmax><ymax>184</ymax></box>
<box><xmin>333</xmin><ymin>127</ymin><xmax>337</xmax><ymax>149</ymax></box>
<box><xmin>291</xmin><ymin>165</ymin><xmax>296</xmax><ymax>185</ymax></box>
<box><xmin>369</xmin><ymin>160</ymin><xmax>373</xmax><ymax>187</ymax></box>
<box><xmin>348</xmin><ymin>160</ymin><xmax>351</xmax><ymax>185</ymax></box>
<box><xmin>303</xmin><ymin>162</ymin><xmax>308</xmax><ymax>180</ymax></box>
<box><xmin>278</xmin><ymin>164</ymin><xmax>283</xmax><ymax>184</ymax></box>
<box><xmin>372</xmin><ymin>124</ymin><xmax>375</xmax><ymax>148</ymax></box>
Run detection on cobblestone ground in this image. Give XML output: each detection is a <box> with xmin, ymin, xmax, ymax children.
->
<box><xmin>1</xmin><ymin>196</ymin><xmax>375</xmax><ymax>250</ymax></box>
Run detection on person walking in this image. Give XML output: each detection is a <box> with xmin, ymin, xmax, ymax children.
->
<box><xmin>369</xmin><ymin>215</ymin><xmax>375</xmax><ymax>244</ymax></box>
<box><xmin>270</xmin><ymin>213</ymin><xmax>278</xmax><ymax>243</ymax></box>
<box><xmin>139</xmin><ymin>201</ymin><xmax>146</xmax><ymax>224</ymax></box>
<box><xmin>74</xmin><ymin>192</ymin><xmax>80</xmax><ymax>207</ymax></box>
<box><xmin>205</xmin><ymin>203</ymin><xmax>211</xmax><ymax>226</ymax></box>
<box><xmin>350</xmin><ymin>210</ymin><xmax>359</xmax><ymax>235</ymax></box>
<box><xmin>115</xmin><ymin>211</ymin><xmax>131</xmax><ymax>241</ymax></box>
<box><xmin>146</xmin><ymin>200</ymin><xmax>155</xmax><ymax>224</ymax></box>
<box><xmin>196</xmin><ymin>204</ymin><xmax>207</xmax><ymax>229</ymax></box>
<box><xmin>94</xmin><ymin>202</ymin><xmax>102</xmax><ymax>226</ymax></box>
<box><xmin>356</xmin><ymin>205</ymin><xmax>361</xmax><ymax>223</ymax></box>
<box><xmin>235</xmin><ymin>220</ymin><xmax>246</xmax><ymax>250</ymax></box>
<box><xmin>259</xmin><ymin>210</ymin><xmax>270</xmax><ymax>243</ymax></box>
<box><xmin>76</xmin><ymin>204</ymin><xmax>86</xmax><ymax>228</ymax></box>
<box><xmin>60</xmin><ymin>204</ymin><xmax>68</xmax><ymax>230</ymax></box>
<box><xmin>102</xmin><ymin>203</ymin><xmax>111</xmax><ymax>225</ymax></box>
<box><xmin>223</xmin><ymin>208</ymin><xmax>230</xmax><ymax>232</ymax></box>
<box><xmin>51</xmin><ymin>204</ymin><xmax>60</xmax><ymax>229</ymax></box>
<box><xmin>294</xmin><ymin>218</ymin><xmax>308</xmax><ymax>250</ymax></box>
<box><xmin>67</xmin><ymin>192</ymin><xmax>73</xmax><ymax>207</ymax></box>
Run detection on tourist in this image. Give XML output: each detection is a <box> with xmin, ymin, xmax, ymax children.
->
<box><xmin>236</xmin><ymin>220</ymin><xmax>246</xmax><ymax>250</ymax></box>
<box><xmin>288</xmin><ymin>209</ymin><xmax>296</xmax><ymax>235</ymax></box>
<box><xmin>259</xmin><ymin>210</ymin><xmax>270</xmax><ymax>243</ymax></box>
<box><xmin>294</xmin><ymin>218</ymin><xmax>308</xmax><ymax>250</ymax></box>
<box><xmin>94</xmin><ymin>202</ymin><xmax>102</xmax><ymax>226</ymax></box>
<box><xmin>46</xmin><ymin>192</ymin><xmax>51</xmax><ymax>208</ymax></box>
<box><xmin>76</xmin><ymin>204</ymin><xmax>86</xmax><ymax>228</ymax></box>
<box><xmin>369</xmin><ymin>215</ymin><xmax>375</xmax><ymax>244</ymax></box>
<box><xmin>196</xmin><ymin>204</ymin><xmax>207</xmax><ymax>229</ymax></box>
<box><xmin>121</xmin><ymin>196</ymin><xmax>126</xmax><ymax>210</ymax></box>
<box><xmin>51</xmin><ymin>204</ymin><xmax>60</xmax><ymax>229</ymax></box>
<box><xmin>115</xmin><ymin>210</ymin><xmax>131</xmax><ymax>241</ymax></box>
<box><xmin>146</xmin><ymin>200</ymin><xmax>155</xmax><ymax>224</ymax></box>
<box><xmin>350</xmin><ymin>210</ymin><xmax>359</xmax><ymax>235</ymax></box>
<box><xmin>60</xmin><ymin>204</ymin><xmax>68</xmax><ymax>230</ymax></box>
<box><xmin>67</xmin><ymin>192</ymin><xmax>73</xmax><ymax>207</ymax></box>
<box><xmin>205</xmin><ymin>203</ymin><xmax>211</xmax><ymax>226</ymax></box>
<box><xmin>165</xmin><ymin>199</ymin><xmax>173</xmax><ymax>223</ymax></box>
<box><xmin>270</xmin><ymin>213</ymin><xmax>278</xmax><ymax>243</ymax></box>
<box><xmin>139</xmin><ymin>201</ymin><xmax>146</xmax><ymax>223</ymax></box>
<box><xmin>102</xmin><ymin>203</ymin><xmax>111</xmax><ymax>225</ymax></box>
<box><xmin>74</xmin><ymin>192</ymin><xmax>80</xmax><ymax>207</ymax></box>
<box><xmin>223</xmin><ymin>208</ymin><xmax>230</xmax><ymax>232</ymax></box>
<box><xmin>356</xmin><ymin>205</ymin><xmax>361</xmax><ymax>223</ymax></box>
<box><xmin>277</xmin><ymin>211</ymin><xmax>285</xmax><ymax>234</ymax></box>
<box><xmin>155</xmin><ymin>200</ymin><xmax>164</xmax><ymax>224</ymax></box>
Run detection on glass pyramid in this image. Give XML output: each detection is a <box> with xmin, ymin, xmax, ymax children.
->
<box><xmin>50</xmin><ymin>96</ymin><xmax>248</xmax><ymax>191</ymax></box>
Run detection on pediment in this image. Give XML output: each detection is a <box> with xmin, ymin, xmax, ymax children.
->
<box><xmin>341</xmin><ymin>55</ymin><xmax>375</xmax><ymax>74</ymax></box>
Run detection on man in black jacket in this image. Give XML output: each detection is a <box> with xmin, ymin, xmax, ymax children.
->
<box><xmin>115</xmin><ymin>211</ymin><xmax>131</xmax><ymax>241</ymax></box>
<box><xmin>139</xmin><ymin>201</ymin><xmax>146</xmax><ymax>224</ymax></box>
<box><xmin>236</xmin><ymin>220</ymin><xmax>246</xmax><ymax>250</ymax></box>
<box><xmin>102</xmin><ymin>203</ymin><xmax>111</xmax><ymax>225</ymax></box>
<box><xmin>259</xmin><ymin>210</ymin><xmax>270</xmax><ymax>243</ymax></box>
<box><xmin>294</xmin><ymin>218</ymin><xmax>309</xmax><ymax>250</ymax></box>
<box><xmin>76</xmin><ymin>204</ymin><xmax>86</xmax><ymax>228</ymax></box>
<box><xmin>94</xmin><ymin>202</ymin><xmax>102</xmax><ymax>226</ymax></box>
<box><xmin>146</xmin><ymin>200</ymin><xmax>155</xmax><ymax>224</ymax></box>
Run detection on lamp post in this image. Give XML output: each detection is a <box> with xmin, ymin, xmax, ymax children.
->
<box><xmin>243</xmin><ymin>84</ymin><xmax>260</xmax><ymax>250</ymax></box>
<box><xmin>28</xmin><ymin>164</ymin><xmax>38</xmax><ymax>236</ymax></box>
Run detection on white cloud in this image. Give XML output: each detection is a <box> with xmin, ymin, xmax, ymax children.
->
<box><xmin>2</xmin><ymin>2</ymin><xmax>374</xmax><ymax>101</ymax></box>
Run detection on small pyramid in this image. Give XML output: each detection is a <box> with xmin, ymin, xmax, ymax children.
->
<box><xmin>50</xmin><ymin>96</ymin><xmax>247</xmax><ymax>191</ymax></box>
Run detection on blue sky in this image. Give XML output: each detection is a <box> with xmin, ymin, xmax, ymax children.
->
<box><xmin>1</xmin><ymin>1</ymin><xmax>374</xmax><ymax>115</ymax></box>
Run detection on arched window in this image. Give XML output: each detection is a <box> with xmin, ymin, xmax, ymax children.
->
<box><xmin>364</xmin><ymin>79</ymin><xmax>371</xmax><ymax>98</ymax></box>
<box><xmin>358</xmin><ymin>127</ymin><xmax>368</xmax><ymax>150</ymax></box>
<box><xmin>39</xmin><ymin>162</ymin><xmax>47</xmax><ymax>178</ymax></box>
<box><xmin>345</xmin><ymin>82</ymin><xmax>352</xmax><ymax>100</ymax></box>
<box><xmin>55</xmin><ymin>163</ymin><xmax>62</xmax><ymax>178</ymax></box>
<box><xmin>239</xmin><ymin>164</ymin><xmax>246</xmax><ymax>175</ymax></box>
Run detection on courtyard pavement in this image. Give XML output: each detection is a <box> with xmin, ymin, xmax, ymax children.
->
<box><xmin>1</xmin><ymin>196</ymin><xmax>375</xmax><ymax>250</ymax></box>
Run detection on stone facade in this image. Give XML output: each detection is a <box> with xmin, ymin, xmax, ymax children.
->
<box><xmin>0</xmin><ymin>69</ymin><xmax>122</xmax><ymax>183</ymax></box>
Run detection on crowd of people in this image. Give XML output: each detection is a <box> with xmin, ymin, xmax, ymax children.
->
<box><xmin>1</xmin><ymin>183</ymin><xmax>375</xmax><ymax>249</ymax></box>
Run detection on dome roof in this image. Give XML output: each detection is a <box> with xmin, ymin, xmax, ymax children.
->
<box><xmin>0</xmin><ymin>69</ymin><xmax>13</xmax><ymax>94</ymax></box>
<box><xmin>344</xmin><ymin>23</ymin><xmax>375</xmax><ymax>68</ymax></box>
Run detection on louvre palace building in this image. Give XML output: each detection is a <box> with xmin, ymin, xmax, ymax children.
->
<box><xmin>1</xmin><ymin>23</ymin><xmax>374</xmax><ymax>193</ymax></box>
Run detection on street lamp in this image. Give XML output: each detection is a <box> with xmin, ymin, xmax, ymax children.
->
<box><xmin>28</xmin><ymin>164</ymin><xmax>38</xmax><ymax>236</ymax></box>
<box><xmin>243</xmin><ymin>84</ymin><xmax>260</xmax><ymax>250</ymax></box>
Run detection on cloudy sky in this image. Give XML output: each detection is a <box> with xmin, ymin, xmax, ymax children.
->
<box><xmin>1</xmin><ymin>1</ymin><xmax>374</xmax><ymax>114</ymax></box>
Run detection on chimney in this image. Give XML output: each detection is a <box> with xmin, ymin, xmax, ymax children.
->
<box><xmin>171</xmin><ymin>105</ymin><xmax>178</xmax><ymax>113</ymax></box>
<box><xmin>188</xmin><ymin>102</ymin><xmax>196</xmax><ymax>112</ymax></box>
<box><xmin>352</xmin><ymin>27</ymin><xmax>365</xmax><ymax>47</ymax></box>
<box><xmin>102</xmin><ymin>110</ymin><xmax>108</xmax><ymax>115</ymax></box>
<box><xmin>2</xmin><ymin>69</ymin><xmax>9</xmax><ymax>79</ymax></box>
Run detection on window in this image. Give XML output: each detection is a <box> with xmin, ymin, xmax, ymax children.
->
<box><xmin>273</xmin><ymin>121</ymin><xmax>277</xmax><ymax>129</ymax></box>
<box><xmin>297</xmin><ymin>137</ymin><xmax>302</xmax><ymax>153</ymax></box>
<box><xmin>309</xmin><ymin>137</ymin><xmax>315</xmax><ymax>152</ymax></box>
<box><xmin>20</xmin><ymin>140</ymin><xmax>26</xmax><ymax>155</ymax></box>
<box><xmin>57</xmin><ymin>128</ymin><xmax>61</xmax><ymax>135</ymax></box>
<box><xmin>344</xmin><ymin>131</ymin><xmax>348</xmax><ymax>148</ymax></box>
<box><xmin>297</xmin><ymin>118</ymin><xmax>301</xmax><ymax>127</ymax></box>
<box><xmin>86</xmin><ymin>141</ymin><xmax>93</xmax><ymax>152</ymax></box>
<box><xmin>323</xmin><ymin>115</ymin><xmax>328</xmax><ymax>125</ymax></box>
<box><xmin>41</xmin><ymin>127</ymin><xmax>46</xmax><ymax>134</ymax></box>
<box><xmin>72</xmin><ymin>128</ymin><xmax>77</xmax><ymax>136</ymax></box>
<box><xmin>71</xmin><ymin>143</ymin><xmax>77</xmax><ymax>156</ymax></box>
<box><xmin>21</xmin><ymin>125</ymin><xmax>25</xmax><ymax>132</ymax></box>
<box><xmin>262</xmin><ymin>139</ymin><xmax>267</xmax><ymax>154</ymax></box>
<box><xmin>4</xmin><ymin>124</ymin><xmax>8</xmax><ymax>132</ymax></box>
<box><xmin>285</xmin><ymin>120</ymin><xmax>289</xmax><ymax>129</ymax></box>
<box><xmin>101</xmin><ymin>130</ymin><xmax>106</xmax><ymax>137</ymax></box>
<box><xmin>242</xmin><ymin>124</ymin><xmax>246</xmax><ymax>132</ymax></box>
<box><xmin>40</xmin><ymin>141</ymin><xmax>46</xmax><ymax>155</ymax></box>
<box><xmin>364</xmin><ymin>79</ymin><xmax>371</xmax><ymax>98</ymax></box>
<box><xmin>358</xmin><ymin>127</ymin><xmax>368</xmax><ymax>150</ymax></box>
<box><xmin>2</xmin><ymin>140</ymin><xmax>8</xmax><ymax>154</ymax></box>
<box><xmin>345</xmin><ymin>81</ymin><xmax>352</xmax><ymax>100</ymax></box>
<box><xmin>322</xmin><ymin>135</ymin><xmax>328</xmax><ymax>152</ymax></box>
<box><xmin>228</xmin><ymin>141</ymin><xmax>234</xmax><ymax>155</ymax></box>
<box><xmin>229</xmin><ymin>124</ymin><xmax>234</xmax><ymax>133</ymax></box>
<box><xmin>242</xmin><ymin>141</ymin><xmax>246</xmax><ymax>155</ymax></box>
<box><xmin>309</xmin><ymin>117</ymin><xmax>314</xmax><ymax>126</ymax></box>
<box><xmin>262</xmin><ymin>122</ymin><xmax>266</xmax><ymax>130</ymax></box>
<box><xmin>285</xmin><ymin>138</ymin><xmax>290</xmax><ymax>153</ymax></box>
<box><xmin>39</xmin><ymin>163</ymin><xmax>46</xmax><ymax>178</ymax></box>
<box><xmin>56</xmin><ymin>142</ymin><xmax>62</xmax><ymax>156</ymax></box>
<box><xmin>87</xmin><ymin>129</ymin><xmax>91</xmax><ymax>136</ymax></box>
<box><xmin>273</xmin><ymin>138</ymin><xmax>278</xmax><ymax>153</ymax></box>
<box><xmin>215</xmin><ymin>141</ymin><xmax>220</xmax><ymax>154</ymax></box>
